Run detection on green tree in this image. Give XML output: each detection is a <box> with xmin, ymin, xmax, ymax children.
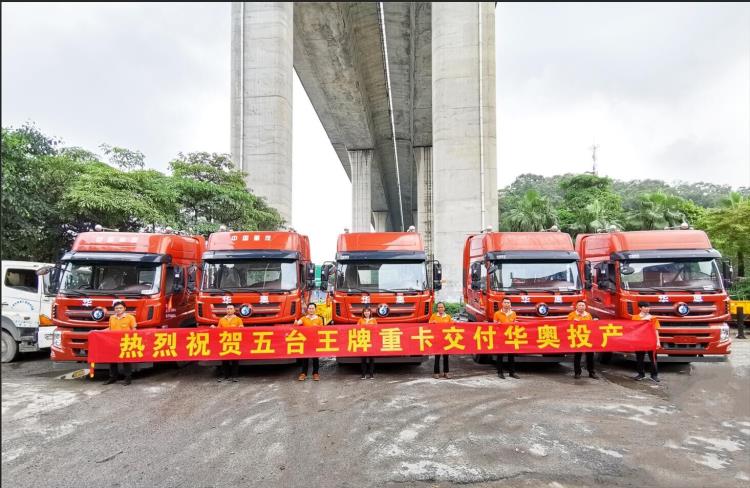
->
<box><xmin>99</xmin><ymin>144</ymin><xmax>145</xmax><ymax>171</ymax></box>
<box><xmin>502</xmin><ymin>190</ymin><xmax>557</xmax><ymax>231</ymax></box>
<box><xmin>698</xmin><ymin>199</ymin><xmax>750</xmax><ymax>277</ymax></box>
<box><xmin>557</xmin><ymin>174</ymin><xmax>625</xmax><ymax>235</ymax></box>
<box><xmin>169</xmin><ymin>151</ymin><xmax>283</xmax><ymax>235</ymax></box>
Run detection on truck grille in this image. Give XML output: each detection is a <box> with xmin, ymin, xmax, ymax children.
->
<box><xmin>651</xmin><ymin>302</ymin><xmax>717</xmax><ymax>318</ymax></box>
<box><xmin>64</xmin><ymin>306</ymin><xmax>136</xmax><ymax>322</ymax></box>
<box><xmin>212</xmin><ymin>303</ymin><xmax>281</xmax><ymax>318</ymax></box>
<box><xmin>349</xmin><ymin>303</ymin><xmax>416</xmax><ymax>317</ymax></box>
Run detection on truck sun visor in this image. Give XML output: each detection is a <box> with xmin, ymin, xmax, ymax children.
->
<box><xmin>61</xmin><ymin>252</ymin><xmax>171</xmax><ymax>263</ymax></box>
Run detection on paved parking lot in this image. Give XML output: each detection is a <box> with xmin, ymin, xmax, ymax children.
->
<box><xmin>3</xmin><ymin>342</ymin><xmax>749</xmax><ymax>488</ymax></box>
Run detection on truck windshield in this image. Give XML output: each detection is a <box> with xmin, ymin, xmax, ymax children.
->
<box><xmin>59</xmin><ymin>262</ymin><xmax>162</xmax><ymax>295</ymax></box>
<box><xmin>620</xmin><ymin>259</ymin><xmax>723</xmax><ymax>291</ymax></box>
<box><xmin>202</xmin><ymin>260</ymin><xmax>298</xmax><ymax>291</ymax></box>
<box><xmin>336</xmin><ymin>261</ymin><xmax>427</xmax><ymax>292</ymax></box>
<box><xmin>490</xmin><ymin>261</ymin><xmax>581</xmax><ymax>291</ymax></box>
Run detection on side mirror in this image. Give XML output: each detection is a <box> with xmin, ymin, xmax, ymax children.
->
<box><xmin>186</xmin><ymin>265</ymin><xmax>198</xmax><ymax>292</ymax></box>
<box><xmin>721</xmin><ymin>259</ymin><xmax>734</xmax><ymax>289</ymax></box>
<box><xmin>432</xmin><ymin>261</ymin><xmax>442</xmax><ymax>291</ymax></box>
<box><xmin>470</xmin><ymin>262</ymin><xmax>481</xmax><ymax>290</ymax></box>
<box><xmin>320</xmin><ymin>262</ymin><xmax>334</xmax><ymax>291</ymax></box>
<box><xmin>305</xmin><ymin>263</ymin><xmax>316</xmax><ymax>291</ymax></box>
<box><xmin>584</xmin><ymin>261</ymin><xmax>592</xmax><ymax>290</ymax></box>
<box><xmin>173</xmin><ymin>268</ymin><xmax>185</xmax><ymax>293</ymax></box>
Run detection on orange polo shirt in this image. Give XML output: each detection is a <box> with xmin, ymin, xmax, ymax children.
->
<box><xmin>493</xmin><ymin>310</ymin><xmax>517</xmax><ymax>323</ymax></box>
<box><xmin>109</xmin><ymin>314</ymin><xmax>136</xmax><ymax>331</ymax></box>
<box><xmin>567</xmin><ymin>311</ymin><xmax>593</xmax><ymax>321</ymax></box>
<box><xmin>218</xmin><ymin>315</ymin><xmax>244</xmax><ymax>328</ymax></box>
<box><xmin>631</xmin><ymin>314</ymin><xmax>660</xmax><ymax>329</ymax></box>
<box><xmin>357</xmin><ymin>317</ymin><xmax>378</xmax><ymax>326</ymax></box>
<box><xmin>299</xmin><ymin>315</ymin><xmax>324</xmax><ymax>327</ymax></box>
<box><xmin>428</xmin><ymin>313</ymin><xmax>452</xmax><ymax>324</ymax></box>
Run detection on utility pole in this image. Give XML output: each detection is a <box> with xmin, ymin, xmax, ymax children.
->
<box><xmin>589</xmin><ymin>142</ymin><xmax>599</xmax><ymax>175</ymax></box>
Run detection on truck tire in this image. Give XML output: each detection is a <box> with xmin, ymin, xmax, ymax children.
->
<box><xmin>598</xmin><ymin>352</ymin><xmax>613</xmax><ymax>364</ymax></box>
<box><xmin>472</xmin><ymin>354</ymin><xmax>493</xmax><ymax>364</ymax></box>
<box><xmin>2</xmin><ymin>330</ymin><xmax>18</xmax><ymax>363</ymax></box>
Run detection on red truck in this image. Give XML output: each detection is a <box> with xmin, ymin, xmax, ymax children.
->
<box><xmin>463</xmin><ymin>231</ymin><xmax>584</xmax><ymax>362</ymax></box>
<box><xmin>196</xmin><ymin>231</ymin><xmax>315</xmax><ymax>326</ymax></box>
<box><xmin>321</xmin><ymin>232</ymin><xmax>441</xmax><ymax>363</ymax></box>
<box><xmin>50</xmin><ymin>231</ymin><xmax>204</xmax><ymax>363</ymax></box>
<box><xmin>576</xmin><ymin>229</ymin><xmax>732</xmax><ymax>361</ymax></box>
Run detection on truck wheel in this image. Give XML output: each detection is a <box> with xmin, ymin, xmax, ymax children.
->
<box><xmin>598</xmin><ymin>352</ymin><xmax>613</xmax><ymax>364</ymax></box>
<box><xmin>472</xmin><ymin>354</ymin><xmax>492</xmax><ymax>364</ymax></box>
<box><xmin>2</xmin><ymin>330</ymin><xmax>18</xmax><ymax>363</ymax></box>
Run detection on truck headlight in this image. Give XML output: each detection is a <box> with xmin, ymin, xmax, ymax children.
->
<box><xmin>720</xmin><ymin>324</ymin><xmax>730</xmax><ymax>342</ymax></box>
<box><xmin>52</xmin><ymin>330</ymin><xmax>62</xmax><ymax>348</ymax></box>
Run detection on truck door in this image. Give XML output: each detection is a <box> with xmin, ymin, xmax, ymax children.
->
<box><xmin>2</xmin><ymin>265</ymin><xmax>41</xmax><ymax>329</ymax></box>
<box><xmin>590</xmin><ymin>261</ymin><xmax>617</xmax><ymax>319</ymax></box>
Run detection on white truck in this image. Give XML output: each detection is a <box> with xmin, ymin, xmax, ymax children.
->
<box><xmin>1</xmin><ymin>260</ymin><xmax>56</xmax><ymax>362</ymax></box>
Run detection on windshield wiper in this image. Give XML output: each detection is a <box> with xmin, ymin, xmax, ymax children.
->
<box><xmin>243</xmin><ymin>288</ymin><xmax>291</xmax><ymax>293</ymax></box>
<box><xmin>380</xmin><ymin>288</ymin><xmax>423</xmax><ymax>294</ymax></box>
<box><xmin>344</xmin><ymin>287</ymin><xmax>373</xmax><ymax>294</ymax></box>
<box><xmin>629</xmin><ymin>286</ymin><xmax>668</xmax><ymax>294</ymax></box>
<box><xmin>61</xmin><ymin>290</ymin><xmax>86</xmax><ymax>297</ymax></box>
<box><xmin>496</xmin><ymin>287</ymin><xmax>523</xmax><ymax>294</ymax></box>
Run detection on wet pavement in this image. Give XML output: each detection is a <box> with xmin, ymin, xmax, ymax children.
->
<box><xmin>2</xmin><ymin>342</ymin><xmax>749</xmax><ymax>488</ymax></box>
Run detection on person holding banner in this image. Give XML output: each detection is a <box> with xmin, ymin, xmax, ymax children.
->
<box><xmin>295</xmin><ymin>303</ymin><xmax>324</xmax><ymax>381</ymax></box>
<box><xmin>430</xmin><ymin>302</ymin><xmax>452</xmax><ymax>379</ymax></box>
<box><xmin>103</xmin><ymin>301</ymin><xmax>136</xmax><ymax>386</ymax></box>
<box><xmin>358</xmin><ymin>307</ymin><xmax>377</xmax><ymax>380</ymax></box>
<box><xmin>569</xmin><ymin>300</ymin><xmax>599</xmax><ymax>379</ymax></box>
<box><xmin>632</xmin><ymin>302</ymin><xmax>660</xmax><ymax>382</ymax></box>
<box><xmin>211</xmin><ymin>304</ymin><xmax>243</xmax><ymax>383</ymax></box>
<box><xmin>493</xmin><ymin>298</ymin><xmax>520</xmax><ymax>379</ymax></box>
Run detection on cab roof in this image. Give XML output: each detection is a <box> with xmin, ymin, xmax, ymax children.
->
<box><xmin>207</xmin><ymin>231</ymin><xmax>310</xmax><ymax>259</ymax></box>
<box><xmin>337</xmin><ymin>232</ymin><xmax>424</xmax><ymax>252</ymax></box>
<box><xmin>576</xmin><ymin>230</ymin><xmax>713</xmax><ymax>256</ymax></box>
<box><xmin>70</xmin><ymin>232</ymin><xmax>204</xmax><ymax>262</ymax></box>
<box><xmin>473</xmin><ymin>232</ymin><xmax>574</xmax><ymax>252</ymax></box>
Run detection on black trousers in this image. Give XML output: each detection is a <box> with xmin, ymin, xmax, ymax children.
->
<box><xmin>109</xmin><ymin>363</ymin><xmax>132</xmax><ymax>379</ymax></box>
<box><xmin>360</xmin><ymin>357</ymin><xmax>374</xmax><ymax>376</ymax></box>
<box><xmin>636</xmin><ymin>351</ymin><xmax>658</xmax><ymax>376</ymax></box>
<box><xmin>496</xmin><ymin>354</ymin><xmax>515</xmax><ymax>374</ymax></box>
<box><xmin>573</xmin><ymin>352</ymin><xmax>595</xmax><ymax>374</ymax></box>
<box><xmin>300</xmin><ymin>358</ymin><xmax>319</xmax><ymax>375</ymax></box>
<box><xmin>221</xmin><ymin>360</ymin><xmax>239</xmax><ymax>379</ymax></box>
<box><xmin>433</xmin><ymin>355</ymin><xmax>449</xmax><ymax>374</ymax></box>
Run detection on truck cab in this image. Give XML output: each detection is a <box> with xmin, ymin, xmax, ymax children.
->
<box><xmin>321</xmin><ymin>232</ymin><xmax>441</xmax><ymax>363</ymax></box>
<box><xmin>464</xmin><ymin>232</ymin><xmax>584</xmax><ymax>321</ymax></box>
<box><xmin>576</xmin><ymin>229</ymin><xmax>732</xmax><ymax>361</ymax></box>
<box><xmin>196</xmin><ymin>231</ymin><xmax>315</xmax><ymax>326</ymax></box>
<box><xmin>1</xmin><ymin>261</ymin><xmax>56</xmax><ymax>362</ymax></box>
<box><xmin>50</xmin><ymin>231</ymin><xmax>205</xmax><ymax>363</ymax></box>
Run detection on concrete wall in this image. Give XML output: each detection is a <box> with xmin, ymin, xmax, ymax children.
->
<box><xmin>432</xmin><ymin>2</ymin><xmax>497</xmax><ymax>301</ymax></box>
<box><xmin>231</xmin><ymin>2</ymin><xmax>294</xmax><ymax>223</ymax></box>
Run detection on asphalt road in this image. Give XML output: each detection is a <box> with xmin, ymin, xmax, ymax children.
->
<box><xmin>2</xmin><ymin>343</ymin><xmax>749</xmax><ymax>488</ymax></box>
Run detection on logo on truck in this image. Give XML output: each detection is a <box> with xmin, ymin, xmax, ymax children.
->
<box><xmin>377</xmin><ymin>304</ymin><xmax>390</xmax><ymax>317</ymax></box>
<box><xmin>675</xmin><ymin>302</ymin><xmax>690</xmax><ymax>316</ymax></box>
<box><xmin>536</xmin><ymin>303</ymin><xmax>549</xmax><ymax>317</ymax></box>
<box><xmin>239</xmin><ymin>304</ymin><xmax>253</xmax><ymax>317</ymax></box>
<box><xmin>91</xmin><ymin>307</ymin><xmax>106</xmax><ymax>321</ymax></box>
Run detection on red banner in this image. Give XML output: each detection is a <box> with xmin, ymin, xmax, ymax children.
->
<box><xmin>87</xmin><ymin>320</ymin><xmax>656</xmax><ymax>363</ymax></box>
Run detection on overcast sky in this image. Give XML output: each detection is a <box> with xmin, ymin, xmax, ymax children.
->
<box><xmin>3</xmin><ymin>2</ymin><xmax>749</xmax><ymax>262</ymax></box>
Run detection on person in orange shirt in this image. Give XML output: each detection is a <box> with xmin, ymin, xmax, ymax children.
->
<box><xmin>211</xmin><ymin>304</ymin><xmax>244</xmax><ymax>382</ymax></box>
<box><xmin>632</xmin><ymin>302</ymin><xmax>660</xmax><ymax>382</ymax></box>
<box><xmin>295</xmin><ymin>303</ymin><xmax>324</xmax><ymax>381</ymax></box>
<box><xmin>493</xmin><ymin>298</ymin><xmax>520</xmax><ymax>379</ymax></box>
<box><xmin>429</xmin><ymin>302</ymin><xmax>453</xmax><ymax>379</ymax></box>
<box><xmin>104</xmin><ymin>301</ymin><xmax>137</xmax><ymax>385</ymax></box>
<box><xmin>357</xmin><ymin>307</ymin><xmax>377</xmax><ymax>379</ymax></box>
<box><xmin>568</xmin><ymin>300</ymin><xmax>599</xmax><ymax>379</ymax></box>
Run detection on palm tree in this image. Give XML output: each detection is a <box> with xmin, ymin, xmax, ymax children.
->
<box><xmin>720</xmin><ymin>191</ymin><xmax>746</xmax><ymax>209</ymax></box>
<box><xmin>504</xmin><ymin>190</ymin><xmax>557</xmax><ymax>232</ymax></box>
<box><xmin>628</xmin><ymin>192</ymin><xmax>687</xmax><ymax>230</ymax></box>
<box><xmin>585</xmin><ymin>199</ymin><xmax>623</xmax><ymax>232</ymax></box>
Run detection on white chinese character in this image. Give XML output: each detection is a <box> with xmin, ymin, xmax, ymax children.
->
<box><xmin>362</xmin><ymin>295</ymin><xmax>370</xmax><ymax>304</ymax></box>
<box><xmin>260</xmin><ymin>295</ymin><xmax>269</xmax><ymax>304</ymax></box>
<box><xmin>254</xmin><ymin>235</ymin><xmax>260</xmax><ymax>241</ymax></box>
<box><xmin>264</xmin><ymin>235</ymin><xmax>272</xmax><ymax>241</ymax></box>
<box><xmin>521</xmin><ymin>296</ymin><xmax>531</xmax><ymax>304</ymax></box>
<box><xmin>693</xmin><ymin>295</ymin><xmax>703</xmax><ymax>303</ymax></box>
<box><xmin>396</xmin><ymin>295</ymin><xmax>405</xmax><ymax>304</ymax></box>
<box><xmin>658</xmin><ymin>295</ymin><xmax>669</xmax><ymax>303</ymax></box>
<box><xmin>242</xmin><ymin>235</ymin><xmax>249</xmax><ymax>241</ymax></box>
<box><xmin>222</xmin><ymin>296</ymin><xmax>232</xmax><ymax>304</ymax></box>
<box><xmin>82</xmin><ymin>298</ymin><xmax>93</xmax><ymax>307</ymax></box>
<box><xmin>554</xmin><ymin>296</ymin><xmax>563</xmax><ymax>303</ymax></box>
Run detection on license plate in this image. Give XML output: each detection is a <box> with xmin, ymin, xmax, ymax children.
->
<box><xmin>672</xmin><ymin>336</ymin><xmax>697</xmax><ymax>344</ymax></box>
